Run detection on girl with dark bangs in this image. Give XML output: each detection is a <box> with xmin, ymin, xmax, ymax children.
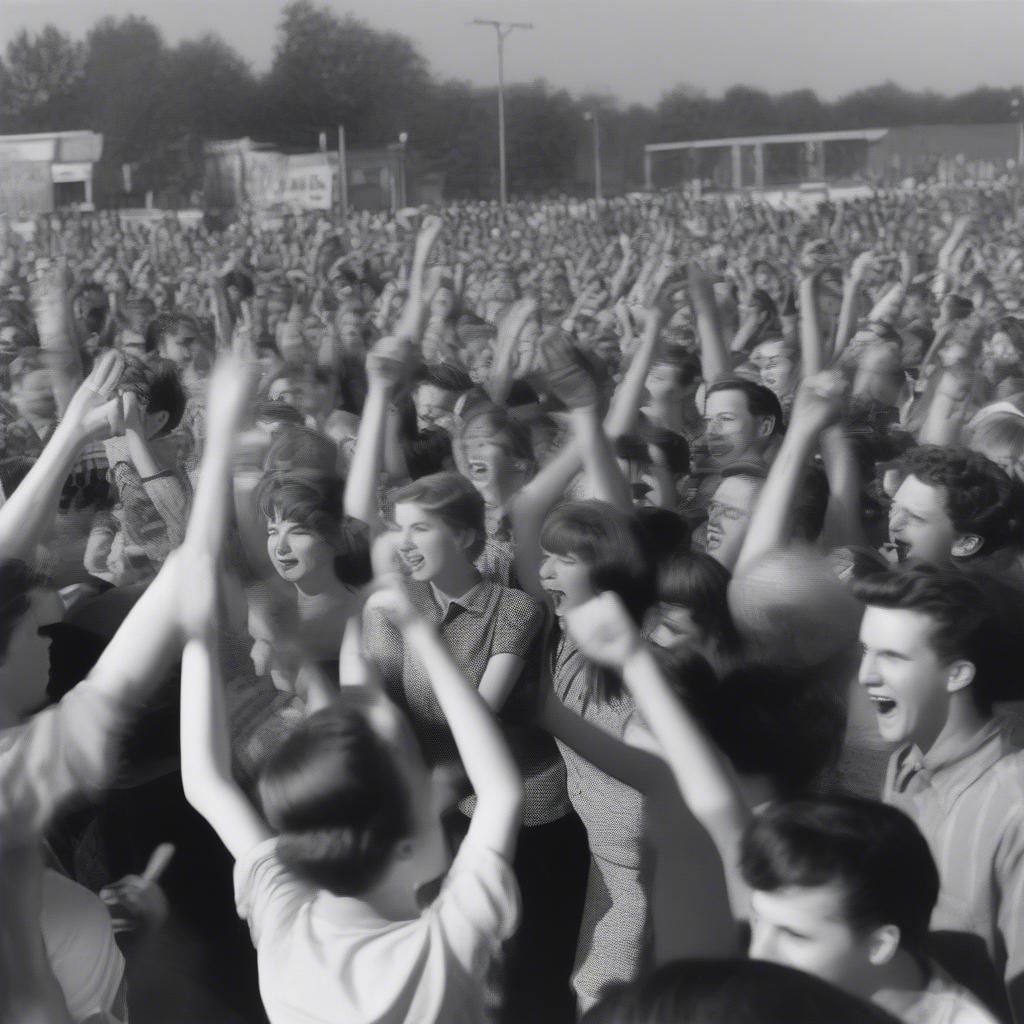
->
<box><xmin>508</xmin><ymin>334</ymin><xmax>659</xmax><ymax>1014</ymax></box>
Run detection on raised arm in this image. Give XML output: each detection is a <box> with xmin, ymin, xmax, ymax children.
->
<box><xmin>566</xmin><ymin>593</ymin><xmax>752</xmax><ymax>915</ymax></box>
<box><xmin>370</xmin><ymin>539</ymin><xmax>522</xmax><ymax>861</ymax></box>
<box><xmin>735</xmin><ymin>372</ymin><xmax>845</xmax><ymax>576</ymax></box>
<box><xmin>689</xmin><ymin>259</ymin><xmax>730</xmax><ymax>383</ymax></box>
<box><xmin>0</xmin><ymin>351</ymin><xmax>123</xmax><ymax>564</ymax></box>
<box><xmin>832</xmin><ymin>252</ymin><xmax>874</xmax><ymax>363</ymax></box>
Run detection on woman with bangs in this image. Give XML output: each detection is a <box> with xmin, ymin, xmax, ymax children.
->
<box><xmin>507</xmin><ymin>334</ymin><xmax>661</xmax><ymax>1013</ymax></box>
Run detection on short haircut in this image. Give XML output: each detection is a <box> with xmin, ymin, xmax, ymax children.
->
<box><xmin>642</xmin><ymin>422</ymin><xmax>691</xmax><ymax>477</ymax></box>
<box><xmin>149</xmin><ymin>310</ymin><xmax>201</xmax><ymax>354</ymax></box>
<box><xmin>541</xmin><ymin>500</ymin><xmax>657</xmax><ymax>628</ymax></box>
<box><xmin>740</xmin><ymin>796</ymin><xmax>940</xmax><ymax>952</ymax></box>
<box><xmin>457</xmin><ymin>403</ymin><xmax>536</xmax><ymax>467</ymax></box>
<box><xmin>144</xmin><ymin>365</ymin><xmax>187</xmax><ymax>436</ymax></box>
<box><xmin>969</xmin><ymin>412</ymin><xmax>1024</xmax><ymax>466</ymax></box>
<box><xmin>658</xmin><ymin>550</ymin><xmax>740</xmax><ymax>654</ymax></box>
<box><xmin>390</xmin><ymin>471</ymin><xmax>486</xmax><ymax>562</ymax></box>
<box><xmin>896</xmin><ymin>445</ymin><xmax>1015</xmax><ymax>556</ymax></box>
<box><xmin>256</xmin><ymin>473</ymin><xmax>372</xmax><ymax>586</ymax></box>
<box><xmin>707</xmin><ymin>662</ymin><xmax>846</xmax><ymax>795</ymax></box>
<box><xmin>581</xmin><ymin>958</ymin><xmax>903</xmax><ymax>1024</ymax></box>
<box><xmin>254</xmin><ymin>399</ymin><xmax>305</xmax><ymax>428</ymax></box>
<box><xmin>651</xmin><ymin>345</ymin><xmax>702</xmax><ymax>390</ymax></box>
<box><xmin>402</xmin><ymin>427</ymin><xmax>453</xmax><ymax>480</ymax></box>
<box><xmin>705</xmin><ymin>378</ymin><xmax>783</xmax><ymax>437</ymax></box>
<box><xmin>259</xmin><ymin>698</ymin><xmax>414</xmax><ymax>896</ymax></box>
<box><xmin>852</xmin><ymin>566</ymin><xmax>1012</xmax><ymax>712</ymax></box>
<box><xmin>264</xmin><ymin>425</ymin><xmax>338</xmax><ymax>477</ymax></box>
<box><xmin>417</xmin><ymin>362</ymin><xmax>473</xmax><ymax>394</ymax></box>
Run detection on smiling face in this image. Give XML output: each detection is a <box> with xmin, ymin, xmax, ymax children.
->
<box><xmin>703</xmin><ymin>389</ymin><xmax>768</xmax><ymax>469</ymax></box>
<box><xmin>858</xmin><ymin>605</ymin><xmax>955</xmax><ymax>749</ymax></box>
<box><xmin>887</xmin><ymin>476</ymin><xmax>956</xmax><ymax>567</ymax></box>
<box><xmin>749</xmin><ymin>884</ymin><xmax>876</xmax><ymax>995</ymax></box>
<box><xmin>266</xmin><ymin>516</ymin><xmax>336</xmax><ymax>586</ymax></box>
<box><xmin>538</xmin><ymin>548</ymin><xmax>598</xmax><ymax>617</ymax></box>
<box><xmin>393</xmin><ymin>503</ymin><xmax>472</xmax><ymax>583</ymax></box>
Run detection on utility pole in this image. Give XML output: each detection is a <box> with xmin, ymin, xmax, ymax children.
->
<box><xmin>470</xmin><ymin>19</ymin><xmax>533</xmax><ymax>206</ymax></box>
<box><xmin>583</xmin><ymin>111</ymin><xmax>602</xmax><ymax>201</ymax></box>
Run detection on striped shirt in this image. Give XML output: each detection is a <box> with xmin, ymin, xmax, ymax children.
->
<box><xmin>883</xmin><ymin>715</ymin><xmax>1024</xmax><ymax>1016</ymax></box>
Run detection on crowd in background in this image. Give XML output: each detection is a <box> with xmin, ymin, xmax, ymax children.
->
<box><xmin>3</xmin><ymin>181</ymin><xmax>1024</xmax><ymax>1024</ymax></box>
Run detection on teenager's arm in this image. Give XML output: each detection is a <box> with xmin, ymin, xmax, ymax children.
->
<box><xmin>342</xmin><ymin>360</ymin><xmax>397</xmax><ymax>535</ymax></box>
<box><xmin>0</xmin><ymin>351</ymin><xmax>123</xmax><ymax>564</ymax></box>
<box><xmin>832</xmin><ymin>252</ymin><xmax>874</xmax><ymax>363</ymax></box>
<box><xmin>566</xmin><ymin>593</ymin><xmax>752</xmax><ymax>914</ymax></box>
<box><xmin>735</xmin><ymin>373</ymin><xmax>845</xmax><ymax>576</ymax></box>
<box><xmin>689</xmin><ymin>260</ymin><xmax>730</xmax><ymax>383</ymax></box>
<box><xmin>372</xmin><ymin>559</ymin><xmax>522</xmax><ymax>861</ymax></box>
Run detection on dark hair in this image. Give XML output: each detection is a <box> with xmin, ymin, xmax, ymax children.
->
<box><xmin>896</xmin><ymin>445</ymin><xmax>1015</xmax><ymax>557</ymax></box>
<box><xmin>708</xmin><ymin>663</ymin><xmax>846</xmax><ymax>795</ymax></box>
<box><xmin>145</xmin><ymin>365</ymin><xmax>187</xmax><ymax>436</ymax></box>
<box><xmin>793</xmin><ymin>463</ymin><xmax>830</xmax><ymax>542</ymax></box>
<box><xmin>457</xmin><ymin>403</ymin><xmax>536</xmax><ymax>468</ymax></box>
<box><xmin>149</xmin><ymin>310</ymin><xmax>201</xmax><ymax>355</ymax></box>
<box><xmin>741</xmin><ymin>796</ymin><xmax>940</xmax><ymax>951</ymax></box>
<box><xmin>851</xmin><ymin>566</ymin><xmax>1012</xmax><ymax>712</ymax></box>
<box><xmin>636</xmin><ymin>507</ymin><xmax>691</xmax><ymax>558</ymax></box>
<box><xmin>705</xmin><ymin>378</ymin><xmax>783</xmax><ymax>437</ymax></box>
<box><xmin>642</xmin><ymin>422</ymin><xmax>691</xmax><ymax>477</ymax></box>
<box><xmin>658</xmin><ymin>551</ymin><xmax>741</xmax><ymax>655</ymax></box>
<box><xmin>651</xmin><ymin>345</ymin><xmax>702</xmax><ymax>390</ymax></box>
<box><xmin>402</xmin><ymin>428</ymin><xmax>453</xmax><ymax>480</ymax></box>
<box><xmin>390</xmin><ymin>471</ymin><xmax>487</xmax><ymax>562</ymax></box>
<box><xmin>254</xmin><ymin>399</ymin><xmax>305</xmax><ymax>428</ymax></box>
<box><xmin>258</xmin><ymin>699</ymin><xmax>414</xmax><ymax>896</ymax></box>
<box><xmin>541</xmin><ymin>501</ymin><xmax>657</xmax><ymax>627</ymax></box>
<box><xmin>582</xmin><ymin>958</ymin><xmax>902</xmax><ymax>1024</ymax></box>
<box><xmin>418</xmin><ymin>362</ymin><xmax>473</xmax><ymax>394</ymax></box>
<box><xmin>256</xmin><ymin>473</ymin><xmax>372</xmax><ymax>586</ymax></box>
<box><xmin>0</xmin><ymin>559</ymin><xmax>41</xmax><ymax>662</ymax></box>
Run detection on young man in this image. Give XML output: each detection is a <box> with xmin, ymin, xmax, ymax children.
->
<box><xmin>884</xmin><ymin>445</ymin><xmax>1017</xmax><ymax>572</ymax></box>
<box><xmin>854</xmin><ymin>568</ymin><xmax>1024</xmax><ymax>1022</ymax></box>
<box><xmin>743</xmin><ymin>795</ymin><xmax>997</xmax><ymax>1024</ymax></box>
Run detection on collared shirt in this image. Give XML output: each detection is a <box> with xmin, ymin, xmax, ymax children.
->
<box><xmin>364</xmin><ymin>578</ymin><xmax>567</xmax><ymax>826</ymax></box>
<box><xmin>884</xmin><ymin>716</ymin><xmax>1024</xmax><ymax>997</ymax></box>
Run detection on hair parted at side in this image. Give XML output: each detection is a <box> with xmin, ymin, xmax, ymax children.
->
<box><xmin>852</xmin><ymin>565</ymin><xmax>1013</xmax><ymax>711</ymax></box>
<box><xmin>704</xmin><ymin>377</ymin><xmax>784</xmax><ymax>437</ymax></box>
<box><xmin>390</xmin><ymin>470</ymin><xmax>487</xmax><ymax>561</ymax></box>
<box><xmin>258</xmin><ymin>700</ymin><xmax>415</xmax><ymax>896</ymax></box>
<box><xmin>740</xmin><ymin>796</ymin><xmax>940</xmax><ymax>952</ymax></box>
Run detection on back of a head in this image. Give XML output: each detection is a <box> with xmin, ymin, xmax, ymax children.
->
<box><xmin>258</xmin><ymin>698</ymin><xmax>414</xmax><ymax>896</ymax></box>
<box><xmin>581</xmin><ymin>958</ymin><xmax>902</xmax><ymax>1024</ymax></box>
<box><xmin>741</xmin><ymin>796</ymin><xmax>939</xmax><ymax>953</ymax></box>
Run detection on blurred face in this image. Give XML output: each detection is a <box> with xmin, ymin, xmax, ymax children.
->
<box><xmin>0</xmin><ymin>325</ymin><xmax>22</xmax><ymax>359</ymax></box>
<box><xmin>337</xmin><ymin>309</ymin><xmax>362</xmax><ymax>348</ymax></box>
<box><xmin>970</xmin><ymin>432</ymin><xmax>1024</xmax><ymax>483</ymax></box>
<box><xmin>704</xmin><ymin>389</ymin><xmax>768</xmax><ymax>468</ymax></box>
<box><xmin>266</xmin><ymin>516</ymin><xmax>335</xmax><ymax>586</ymax></box>
<box><xmin>161</xmin><ymin>324</ymin><xmax>199</xmax><ymax>368</ymax></box>
<box><xmin>645</xmin><ymin>602</ymin><xmax>702</xmax><ymax>655</ymax></box>
<box><xmin>1</xmin><ymin>588</ymin><xmax>61</xmax><ymax>719</ymax></box>
<box><xmin>645</xmin><ymin>362</ymin><xmax>682</xmax><ymax>402</ymax></box>
<box><xmin>982</xmin><ymin>330</ymin><xmax>1020</xmax><ymax>383</ymax></box>
<box><xmin>858</xmin><ymin>606</ymin><xmax>953</xmax><ymax>749</ymax></box>
<box><xmin>267</xmin><ymin>376</ymin><xmax>303</xmax><ymax>410</ymax></box>
<box><xmin>430</xmin><ymin>287</ymin><xmax>455</xmax><ymax>320</ymax></box>
<box><xmin>752</xmin><ymin>340</ymin><xmax>797</xmax><ymax>399</ymax></box>
<box><xmin>538</xmin><ymin>547</ymin><xmax>598</xmax><ymax>617</ymax></box>
<box><xmin>704</xmin><ymin>475</ymin><xmax>762</xmax><ymax>570</ymax></box>
<box><xmin>414</xmin><ymin>384</ymin><xmax>457</xmax><ymax>434</ymax></box>
<box><xmin>393</xmin><ymin>503</ymin><xmax>471</xmax><ymax>582</ymax></box>
<box><xmin>460</xmin><ymin>432</ymin><xmax>527</xmax><ymax>507</ymax></box>
<box><xmin>14</xmin><ymin>369</ymin><xmax>56</xmax><ymax>420</ymax></box>
<box><xmin>887</xmin><ymin>476</ymin><xmax>956</xmax><ymax>567</ymax></box>
<box><xmin>749</xmin><ymin>884</ymin><xmax>877</xmax><ymax>996</ymax></box>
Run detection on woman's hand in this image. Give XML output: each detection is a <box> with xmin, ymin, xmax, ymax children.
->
<box><xmin>565</xmin><ymin>592</ymin><xmax>645</xmax><ymax>671</ymax></box>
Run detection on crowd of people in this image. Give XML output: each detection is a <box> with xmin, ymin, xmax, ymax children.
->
<box><xmin>2</xmin><ymin>181</ymin><xmax>1024</xmax><ymax>1024</ymax></box>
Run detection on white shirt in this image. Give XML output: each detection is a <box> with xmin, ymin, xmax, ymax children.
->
<box><xmin>235</xmin><ymin>835</ymin><xmax>520</xmax><ymax>1024</ymax></box>
<box><xmin>875</xmin><ymin>963</ymin><xmax>1000</xmax><ymax>1024</ymax></box>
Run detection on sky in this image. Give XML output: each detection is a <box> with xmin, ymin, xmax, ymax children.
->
<box><xmin>1</xmin><ymin>0</ymin><xmax>1022</xmax><ymax>106</ymax></box>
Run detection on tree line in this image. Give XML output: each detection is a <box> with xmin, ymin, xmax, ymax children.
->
<box><xmin>0</xmin><ymin>0</ymin><xmax>1020</xmax><ymax>204</ymax></box>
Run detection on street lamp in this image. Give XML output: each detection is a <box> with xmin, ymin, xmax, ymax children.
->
<box><xmin>471</xmin><ymin>19</ymin><xmax>533</xmax><ymax>206</ymax></box>
<box><xmin>583</xmin><ymin>111</ymin><xmax>602</xmax><ymax>202</ymax></box>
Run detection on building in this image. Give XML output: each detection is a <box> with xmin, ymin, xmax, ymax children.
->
<box><xmin>0</xmin><ymin>131</ymin><xmax>104</xmax><ymax>215</ymax></box>
<box><xmin>643</xmin><ymin>123</ymin><xmax>1022</xmax><ymax>194</ymax></box>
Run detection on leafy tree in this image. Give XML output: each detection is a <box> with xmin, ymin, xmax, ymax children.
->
<box><xmin>0</xmin><ymin>26</ymin><xmax>84</xmax><ymax>131</ymax></box>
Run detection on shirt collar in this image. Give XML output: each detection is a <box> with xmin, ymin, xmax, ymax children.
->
<box><xmin>897</xmin><ymin>717</ymin><xmax>1007</xmax><ymax>811</ymax></box>
<box><xmin>429</xmin><ymin>576</ymin><xmax>488</xmax><ymax>618</ymax></box>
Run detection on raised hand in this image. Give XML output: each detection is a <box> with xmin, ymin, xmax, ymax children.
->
<box><xmin>62</xmin><ymin>349</ymin><xmax>125</xmax><ymax>439</ymax></box>
<box><xmin>789</xmin><ymin>370</ymin><xmax>847</xmax><ymax>436</ymax></box>
<box><xmin>565</xmin><ymin>592</ymin><xmax>644</xmax><ymax>671</ymax></box>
